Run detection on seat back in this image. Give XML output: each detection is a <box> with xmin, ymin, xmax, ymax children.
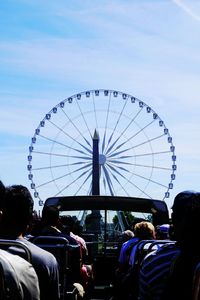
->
<box><xmin>193</xmin><ymin>262</ymin><xmax>200</xmax><ymax>300</ymax></box>
<box><xmin>133</xmin><ymin>239</ymin><xmax>176</xmax><ymax>264</ymax></box>
<box><xmin>147</xmin><ymin>240</ymin><xmax>175</xmax><ymax>252</ymax></box>
<box><xmin>32</xmin><ymin>235</ymin><xmax>81</xmax><ymax>297</ymax></box>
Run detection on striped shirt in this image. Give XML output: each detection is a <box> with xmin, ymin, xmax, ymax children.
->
<box><xmin>118</xmin><ymin>237</ymin><xmax>140</xmax><ymax>266</ymax></box>
<box><xmin>138</xmin><ymin>243</ymin><xmax>180</xmax><ymax>300</ymax></box>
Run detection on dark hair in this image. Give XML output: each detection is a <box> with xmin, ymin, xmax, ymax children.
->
<box><xmin>1</xmin><ymin>185</ymin><xmax>34</xmax><ymax>233</ymax></box>
<box><xmin>161</xmin><ymin>192</ymin><xmax>200</xmax><ymax>300</ymax></box>
<box><xmin>172</xmin><ymin>190</ymin><xmax>200</xmax><ymax>221</ymax></box>
<box><xmin>172</xmin><ymin>190</ymin><xmax>200</xmax><ymax>242</ymax></box>
<box><xmin>42</xmin><ymin>205</ymin><xmax>59</xmax><ymax>226</ymax></box>
<box><xmin>61</xmin><ymin>215</ymin><xmax>75</xmax><ymax>227</ymax></box>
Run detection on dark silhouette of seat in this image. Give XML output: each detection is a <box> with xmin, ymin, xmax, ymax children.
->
<box><xmin>193</xmin><ymin>262</ymin><xmax>200</xmax><ymax>300</ymax></box>
<box><xmin>32</xmin><ymin>235</ymin><xmax>82</xmax><ymax>299</ymax></box>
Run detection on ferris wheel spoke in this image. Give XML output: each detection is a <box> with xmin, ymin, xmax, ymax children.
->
<box><xmin>131</xmin><ymin>134</ymin><xmax>167</xmax><ymax>150</ymax></box>
<box><xmin>28</xmin><ymin>89</ymin><xmax>177</xmax><ymax>205</ymax></box>
<box><xmin>48</xmin><ymin>120</ymin><xmax>92</xmax><ymax>154</ymax></box>
<box><xmin>102</xmin><ymin>176</ymin><xmax>107</xmax><ymax>194</ymax></box>
<box><xmin>122</xmin><ymin>164</ymin><xmax>166</xmax><ymax>189</ymax></box>
<box><xmin>74</xmin><ymin>170</ymin><xmax>92</xmax><ymax>195</ymax></box>
<box><xmin>108</xmin><ymin>161</ymin><xmax>169</xmax><ymax>188</ymax></box>
<box><xmin>38</xmin><ymin>133</ymin><xmax>91</xmax><ymax>156</ymax></box>
<box><xmin>107</xmin><ymin>163</ymin><xmax>129</xmax><ymax>178</ymax></box>
<box><xmin>108</xmin><ymin>159</ymin><xmax>134</xmax><ymax>165</ymax></box>
<box><xmin>102</xmin><ymin>133</ymin><xmax>106</xmax><ymax>155</ymax></box>
<box><xmin>107</xmin><ymin>133</ymin><xmax>166</xmax><ymax>159</ymax></box>
<box><xmin>131</xmin><ymin>164</ymin><xmax>172</xmax><ymax>171</ymax></box>
<box><xmin>61</xmin><ymin>108</ymin><xmax>92</xmax><ymax>147</ymax></box>
<box><xmin>106</xmin><ymin>163</ymin><xmax>154</xmax><ymax>198</ymax></box>
<box><xmin>107</xmin><ymin>162</ymin><xmax>133</xmax><ymax>181</ymax></box>
<box><xmin>130</xmin><ymin>172</ymin><xmax>168</xmax><ymax>188</ymax></box>
<box><xmin>102</xmin><ymin>165</ymin><xmax>115</xmax><ymax>196</ymax></box>
<box><xmin>36</xmin><ymin>173</ymin><xmax>72</xmax><ymax>189</ymax></box>
<box><xmin>92</xmin><ymin>92</ymin><xmax>98</xmax><ymax>131</ymax></box>
<box><xmin>102</xmin><ymin>92</ymin><xmax>112</xmax><ymax>153</ymax></box>
<box><xmin>107</xmin><ymin>119</ymin><xmax>155</xmax><ymax>157</ymax></box>
<box><xmin>88</xmin><ymin>183</ymin><xmax>92</xmax><ymax>195</ymax></box>
<box><xmin>107</xmin><ymin>163</ymin><xmax>132</xmax><ymax>174</ymax></box>
<box><xmin>133</xmin><ymin>150</ymin><xmax>172</xmax><ymax>158</ymax></box>
<box><xmin>32</xmin><ymin>161</ymin><xmax>89</xmax><ymax>171</ymax></box>
<box><xmin>69</xmin><ymin>155</ymin><xmax>92</xmax><ymax>161</ymax></box>
<box><xmin>36</xmin><ymin>163</ymin><xmax>92</xmax><ymax>189</ymax></box>
<box><xmin>71</xmin><ymin>162</ymin><xmax>92</xmax><ymax>173</ymax></box>
<box><xmin>54</xmin><ymin>168</ymin><xmax>92</xmax><ymax>196</ymax></box>
<box><xmin>105</xmin><ymin>108</ymin><xmax>143</xmax><ymax>155</ymax></box>
<box><xmin>108</xmin><ymin>154</ymin><xmax>135</xmax><ymax>161</ymax></box>
<box><xmin>109</xmin><ymin>160</ymin><xmax>173</xmax><ymax>171</ymax></box>
<box><xmin>104</xmin><ymin>95</ymin><xmax>128</xmax><ymax>153</ymax></box>
<box><xmin>108</xmin><ymin>149</ymin><xmax>173</xmax><ymax>163</ymax></box>
<box><xmin>126</xmin><ymin>177</ymin><xmax>153</xmax><ymax>199</ymax></box>
<box><xmin>31</xmin><ymin>150</ymin><xmax>92</xmax><ymax>161</ymax></box>
<box><xmin>106</xmin><ymin>165</ymin><xmax>129</xmax><ymax>196</ymax></box>
<box><xmin>75</xmin><ymin>98</ymin><xmax>93</xmax><ymax>140</ymax></box>
<box><xmin>107</xmin><ymin>148</ymin><xmax>134</xmax><ymax>158</ymax></box>
<box><xmin>32</xmin><ymin>150</ymin><xmax>71</xmax><ymax>158</ymax></box>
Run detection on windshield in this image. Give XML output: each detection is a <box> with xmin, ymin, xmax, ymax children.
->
<box><xmin>60</xmin><ymin>209</ymin><xmax>152</xmax><ymax>243</ymax></box>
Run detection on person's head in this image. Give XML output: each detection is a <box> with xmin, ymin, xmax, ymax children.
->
<box><xmin>131</xmin><ymin>218</ymin><xmax>146</xmax><ymax>231</ymax></box>
<box><xmin>121</xmin><ymin>229</ymin><xmax>134</xmax><ymax>242</ymax></box>
<box><xmin>0</xmin><ymin>185</ymin><xmax>34</xmax><ymax>236</ymax></box>
<box><xmin>60</xmin><ymin>215</ymin><xmax>76</xmax><ymax>234</ymax></box>
<box><xmin>42</xmin><ymin>205</ymin><xmax>60</xmax><ymax>227</ymax></box>
<box><xmin>134</xmin><ymin>221</ymin><xmax>155</xmax><ymax>240</ymax></box>
<box><xmin>171</xmin><ymin>190</ymin><xmax>200</xmax><ymax>241</ymax></box>
<box><xmin>155</xmin><ymin>224</ymin><xmax>170</xmax><ymax>240</ymax></box>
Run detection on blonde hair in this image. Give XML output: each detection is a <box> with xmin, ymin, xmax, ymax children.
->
<box><xmin>134</xmin><ymin>221</ymin><xmax>155</xmax><ymax>239</ymax></box>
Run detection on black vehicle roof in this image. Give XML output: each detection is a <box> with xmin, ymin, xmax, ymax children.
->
<box><xmin>44</xmin><ymin>195</ymin><xmax>169</xmax><ymax>225</ymax></box>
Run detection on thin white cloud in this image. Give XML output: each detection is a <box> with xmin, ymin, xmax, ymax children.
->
<box><xmin>172</xmin><ymin>0</ymin><xmax>200</xmax><ymax>21</ymax></box>
<box><xmin>1</xmin><ymin>0</ymin><xmax>200</xmax><ymax>206</ymax></box>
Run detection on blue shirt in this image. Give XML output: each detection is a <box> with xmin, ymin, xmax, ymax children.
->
<box><xmin>138</xmin><ymin>243</ymin><xmax>180</xmax><ymax>300</ymax></box>
<box><xmin>118</xmin><ymin>237</ymin><xmax>140</xmax><ymax>265</ymax></box>
<box><xmin>18</xmin><ymin>238</ymin><xmax>60</xmax><ymax>300</ymax></box>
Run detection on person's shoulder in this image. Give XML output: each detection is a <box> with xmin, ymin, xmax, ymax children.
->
<box><xmin>125</xmin><ymin>236</ymin><xmax>139</xmax><ymax>246</ymax></box>
<box><xmin>0</xmin><ymin>248</ymin><xmax>31</xmax><ymax>267</ymax></box>
<box><xmin>126</xmin><ymin>236</ymin><xmax>140</xmax><ymax>249</ymax></box>
<box><xmin>60</xmin><ymin>233</ymin><xmax>79</xmax><ymax>245</ymax></box>
<box><xmin>0</xmin><ymin>249</ymin><xmax>40</xmax><ymax>300</ymax></box>
<box><xmin>20</xmin><ymin>238</ymin><xmax>58</xmax><ymax>265</ymax></box>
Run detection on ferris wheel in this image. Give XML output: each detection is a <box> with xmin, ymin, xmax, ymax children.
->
<box><xmin>27</xmin><ymin>89</ymin><xmax>177</xmax><ymax>206</ymax></box>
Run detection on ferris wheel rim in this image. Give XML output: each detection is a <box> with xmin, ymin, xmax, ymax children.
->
<box><xmin>27</xmin><ymin>89</ymin><xmax>177</xmax><ymax>206</ymax></box>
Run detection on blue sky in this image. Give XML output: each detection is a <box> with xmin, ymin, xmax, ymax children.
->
<box><xmin>0</xmin><ymin>0</ymin><xmax>200</xmax><ymax>213</ymax></box>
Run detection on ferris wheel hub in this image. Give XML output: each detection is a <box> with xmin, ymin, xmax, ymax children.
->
<box><xmin>99</xmin><ymin>154</ymin><xmax>106</xmax><ymax>165</ymax></box>
<box><xmin>27</xmin><ymin>89</ymin><xmax>177</xmax><ymax>204</ymax></box>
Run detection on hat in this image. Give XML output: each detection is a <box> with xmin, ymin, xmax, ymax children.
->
<box><xmin>159</xmin><ymin>224</ymin><xmax>170</xmax><ymax>233</ymax></box>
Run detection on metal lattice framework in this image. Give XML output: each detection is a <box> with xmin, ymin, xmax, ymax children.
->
<box><xmin>27</xmin><ymin>89</ymin><xmax>177</xmax><ymax>206</ymax></box>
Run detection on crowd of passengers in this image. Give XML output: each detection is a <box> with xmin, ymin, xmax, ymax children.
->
<box><xmin>113</xmin><ymin>191</ymin><xmax>200</xmax><ymax>300</ymax></box>
<box><xmin>0</xmin><ymin>182</ymin><xmax>92</xmax><ymax>300</ymax></box>
<box><xmin>0</xmin><ymin>180</ymin><xmax>200</xmax><ymax>300</ymax></box>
